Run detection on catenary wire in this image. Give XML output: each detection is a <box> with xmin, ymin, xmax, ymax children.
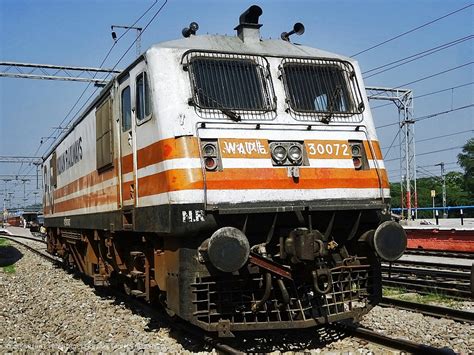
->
<box><xmin>350</xmin><ymin>3</ymin><xmax>473</xmax><ymax>57</ymax></box>
<box><xmin>375</xmin><ymin>104</ymin><xmax>474</xmax><ymax>129</ymax></box>
<box><xmin>392</xmin><ymin>61</ymin><xmax>473</xmax><ymax>90</ymax></box>
<box><xmin>363</xmin><ymin>35</ymin><xmax>473</xmax><ymax>78</ymax></box>
<box><xmin>385</xmin><ymin>145</ymin><xmax>464</xmax><ymax>162</ymax></box>
<box><xmin>371</xmin><ymin>82</ymin><xmax>474</xmax><ymax>110</ymax></box>
<box><xmin>381</xmin><ymin>130</ymin><xmax>473</xmax><ymax>150</ymax></box>
<box><xmin>17</xmin><ymin>0</ymin><xmax>166</xmax><ymax>201</ymax></box>
<box><xmin>60</xmin><ymin>0</ymin><xmax>169</xmax><ymax>134</ymax></box>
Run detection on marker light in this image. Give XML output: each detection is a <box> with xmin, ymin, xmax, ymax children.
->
<box><xmin>204</xmin><ymin>157</ymin><xmax>217</xmax><ymax>171</ymax></box>
<box><xmin>272</xmin><ymin>145</ymin><xmax>287</xmax><ymax>164</ymax></box>
<box><xmin>288</xmin><ymin>145</ymin><xmax>302</xmax><ymax>163</ymax></box>
<box><xmin>351</xmin><ymin>144</ymin><xmax>361</xmax><ymax>156</ymax></box>
<box><xmin>353</xmin><ymin>157</ymin><xmax>362</xmax><ymax>170</ymax></box>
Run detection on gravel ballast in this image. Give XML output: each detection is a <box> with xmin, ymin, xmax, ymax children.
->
<box><xmin>1</xmin><ymin>240</ymin><xmax>472</xmax><ymax>353</ymax></box>
<box><xmin>0</xmin><ymin>242</ymin><xmax>194</xmax><ymax>353</ymax></box>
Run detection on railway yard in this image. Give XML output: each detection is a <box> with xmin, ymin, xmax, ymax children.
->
<box><xmin>1</xmin><ymin>225</ymin><xmax>472</xmax><ymax>353</ymax></box>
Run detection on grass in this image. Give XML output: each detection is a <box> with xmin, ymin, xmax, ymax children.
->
<box><xmin>382</xmin><ymin>287</ymin><xmax>406</xmax><ymax>296</ymax></box>
<box><xmin>0</xmin><ymin>237</ymin><xmax>16</xmax><ymax>273</ymax></box>
<box><xmin>383</xmin><ymin>286</ymin><xmax>460</xmax><ymax>307</ymax></box>
<box><xmin>2</xmin><ymin>265</ymin><xmax>16</xmax><ymax>273</ymax></box>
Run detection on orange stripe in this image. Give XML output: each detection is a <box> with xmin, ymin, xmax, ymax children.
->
<box><xmin>364</xmin><ymin>140</ymin><xmax>383</xmax><ymax>160</ymax></box>
<box><xmin>137</xmin><ymin>167</ymin><xmax>388</xmax><ymax>197</ymax></box>
<box><xmin>54</xmin><ymin>165</ymin><xmax>116</xmax><ymax>200</ymax></box>
<box><xmin>205</xmin><ymin>168</ymin><xmax>390</xmax><ymax>190</ymax></box>
<box><xmin>53</xmin><ymin>185</ymin><xmax>117</xmax><ymax>213</ymax></box>
<box><xmin>50</xmin><ymin>136</ymin><xmax>385</xmax><ymax>209</ymax></box>
<box><xmin>121</xmin><ymin>154</ymin><xmax>133</xmax><ymax>174</ymax></box>
<box><xmin>138</xmin><ymin>168</ymin><xmax>204</xmax><ymax>197</ymax></box>
<box><xmin>122</xmin><ymin>181</ymin><xmax>135</xmax><ymax>201</ymax></box>
<box><xmin>137</xmin><ymin>136</ymin><xmax>200</xmax><ymax>169</ymax></box>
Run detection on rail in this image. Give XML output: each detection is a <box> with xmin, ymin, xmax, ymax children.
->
<box><xmin>333</xmin><ymin>323</ymin><xmax>455</xmax><ymax>354</ymax></box>
<box><xmin>380</xmin><ymin>297</ymin><xmax>474</xmax><ymax>324</ymax></box>
<box><xmin>382</xmin><ymin>259</ymin><xmax>473</xmax><ymax>299</ymax></box>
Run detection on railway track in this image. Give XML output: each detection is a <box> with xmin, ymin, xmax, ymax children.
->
<box><xmin>334</xmin><ymin>323</ymin><xmax>456</xmax><ymax>354</ymax></box>
<box><xmin>405</xmin><ymin>249</ymin><xmax>474</xmax><ymax>259</ymax></box>
<box><xmin>380</xmin><ymin>297</ymin><xmax>474</xmax><ymax>324</ymax></box>
<box><xmin>0</xmin><ymin>234</ymin><xmax>58</xmax><ymax>263</ymax></box>
<box><xmin>0</xmin><ymin>235</ymin><xmax>460</xmax><ymax>354</ymax></box>
<box><xmin>382</xmin><ymin>259</ymin><xmax>473</xmax><ymax>299</ymax></box>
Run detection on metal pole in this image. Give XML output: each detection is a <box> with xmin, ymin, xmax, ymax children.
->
<box><xmin>111</xmin><ymin>25</ymin><xmax>143</xmax><ymax>57</ymax></box>
<box><xmin>432</xmin><ymin>196</ymin><xmax>435</xmax><ymax>219</ymax></box>
<box><xmin>403</xmin><ymin>117</ymin><xmax>411</xmax><ymax>219</ymax></box>
<box><xmin>436</xmin><ymin>162</ymin><xmax>447</xmax><ymax>218</ymax></box>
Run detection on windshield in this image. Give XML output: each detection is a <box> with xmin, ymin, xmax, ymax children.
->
<box><xmin>281</xmin><ymin>59</ymin><xmax>364</xmax><ymax>121</ymax></box>
<box><xmin>185</xmin><ymin>52</ymin><xmax>276</xmax><ymax>120</ymax></box>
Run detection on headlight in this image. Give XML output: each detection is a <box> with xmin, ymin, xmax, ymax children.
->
<box><xmin>272</xmin><ymin>145</ymin><xmax>287</xmax><ymax>164</ymax></box>
<box><xmin>203</xmin><ymin>143</ymin><xmax>216</xmax><ymax>156</ymax></box>
<box><xmin>288</xmin><ymin>145</ymin><xmax>302</xmax><ymax>163</ymax></box>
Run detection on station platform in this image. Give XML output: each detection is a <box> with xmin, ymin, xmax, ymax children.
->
<box><xmin>400</xmin><ymin>219</ymin><xmax>474</xmax><ymax>253</ymax></box>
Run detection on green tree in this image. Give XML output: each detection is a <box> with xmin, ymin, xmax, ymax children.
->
<box><xmin>457</xmin><ymin>138</ymin><xmax>474</xmax><ymax>198</ymax></box>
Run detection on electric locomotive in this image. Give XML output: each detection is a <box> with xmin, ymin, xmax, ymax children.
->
<box><xmin>43</xmin><ymin>5</ymin><xmax>406</xmax><ymax>336</ymax></box>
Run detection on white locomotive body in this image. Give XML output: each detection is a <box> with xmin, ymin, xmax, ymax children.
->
<box><xmin>44</xmin><ymin>6</ymin><xmax>405</xmax><ymax>335</ymax></box>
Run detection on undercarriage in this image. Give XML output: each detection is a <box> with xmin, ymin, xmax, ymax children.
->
<box><xmin>46</xmin><ymin>207</ymin><xmax>405</xmax><ymax>336</ymax></box>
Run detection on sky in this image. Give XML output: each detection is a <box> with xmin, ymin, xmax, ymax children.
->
<box><xmin>0</xmin><ymin>0</ymin><xmax>473</xmax><ymax>209</ymax></box>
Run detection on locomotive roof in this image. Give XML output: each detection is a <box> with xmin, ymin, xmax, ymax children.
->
<box><xmin>43</xmin><ymin>33</ymin><xmax>355</xmax><ymax>160</ymax></box>
<box><xmin>149</xmin><ymin>34</ymin><xmax>353</xmax><ymax>63</ymax></box>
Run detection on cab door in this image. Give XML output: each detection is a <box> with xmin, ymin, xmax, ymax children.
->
<box><xmin>118</xmin><ymin>76</ymin><xmax>137</xmax><ymax>209</ymax></box>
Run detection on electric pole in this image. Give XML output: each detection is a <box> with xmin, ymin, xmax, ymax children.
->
<box><xmin>435</xmin><ymin>162</ymin><xmax>447</xmax><ymax>218</ymax></box>
<box><xmin>111</xmin><ymin>25</ymin><xmax>143</xmax><ymax>57</ymax></box>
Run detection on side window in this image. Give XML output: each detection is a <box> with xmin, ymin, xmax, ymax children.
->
<box><xmin>96</xmin><ymin>97</ymin><xmax>114</xmax><ymax>171</ymax></box>
<box><xmin>136</xmin><ymin>72</ymin><xmax>151</xmax><ymax>121</ymax></box>
<box><xmin>50</xmin><ymin>152</ymin><xmax>57</xmax><ymax>187</ymax></box>
<box><xmin>121</xmin><ymin>86</ymin><xmax>131</xmax><ymax>131</ymax></box>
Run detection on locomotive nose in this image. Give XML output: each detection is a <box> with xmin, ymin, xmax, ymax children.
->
<box><xmin>372</xmin><ymin>221</ymin><xmax>407</xmax><ymax>261</ymax></box>
<box><xmin>206</xmin><ymin>227</ymin><xmax>250</xmax><ymax>273</ymax></box>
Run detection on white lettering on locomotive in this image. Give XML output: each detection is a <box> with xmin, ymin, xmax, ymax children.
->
<box><xmin>57</xmin><ymin>137</ymin><xmax>83</xmax><ymax>175</ymax></box>
<box><xmin>223</xmin><ymin>140</ymin><xmax>268</xmax><ymax>155</ymax></box>
<box><xmin>182</xmin><ymin>210</ymin><xmax>206</xmax><ymax>223</ymax></box>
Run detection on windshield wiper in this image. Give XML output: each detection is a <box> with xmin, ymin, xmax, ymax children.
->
<box><xmin>194</xmin><ymin>89</ymin><xmax>241</xmax><ymax>122</ymax></box>
<box><xmin>221</xmin><ymin>109</ymin><xmax>241</xmax><ymax>122</ymax></box>
<box><xmin>322</xmin><ymin>86</ymin><xmax>342</xmax><ymax>124</ymax></box>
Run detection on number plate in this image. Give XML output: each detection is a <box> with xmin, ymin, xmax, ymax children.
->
<box><xmin>305</xmin><ymin>140</ymin><xmax>351</xmax><ymax>159</ymax></box>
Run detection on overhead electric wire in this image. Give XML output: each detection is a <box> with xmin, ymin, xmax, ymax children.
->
<box><xmin>19</xmin><ymin>0</ymin><xmax>166</xmax><ymax>190</ymax></box>
<box><xmin>60</xmin><ymin>0</ymin><xmax>168</xmax><ymax>134</ymax></box>
<box><xmin>371</xmin><ymin>82</ymin><xmax>474</xmax><ymax>110</ymax></box>
<box><xmin>46</xmin><ymin>0</ymin><xmax>165</xmax><ymax>155</ymax></box>
<box><xmin>351</xmin><ymin>3</ymin><xmax>473</xmax><ymax>57</ymax></box>
<box><xmin>381</xmin><ymin>130</ymin><xmax>473</xmax><ymax>150</ymax></box>
<box><xmin>390</xmin><ymin>168</ymin><xmax>462</xmax><ymax>181</ymax></box>
<box><xmin>382</xmin><ymin>129</ymin><xmax>401</xmax><ymax>159</ymax></box>
<box><xmin>417</xmin><ymin>161</ymin><xmax>458</xmax><ymax>168</ymax></box>
<box><xmin>385</xmin><ymin>145</ymin><xmax>464</xmax><ymax>162</ymax></box>
<box><xmin>363</xmin><ymin>35</ymin><xmax>473</xmax><ymax>78</ymax></box>
<box><xmin>376</xmin><ymin>104</ymin><xmax>474</xmax><ymax>129</ymax></box>
<box><xmin>392</xmin><ymin>61</ymin><xmax>473</xmax><ymax>90</ymax></box>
